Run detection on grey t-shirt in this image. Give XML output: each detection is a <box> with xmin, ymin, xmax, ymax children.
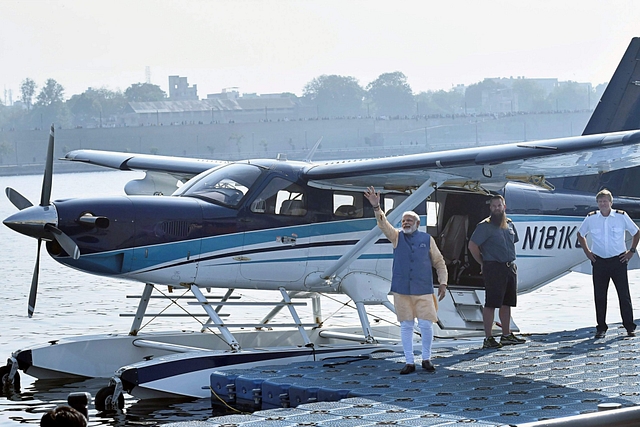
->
<box><xmin>470</xmin><ymin>219</ymin><xmax>519</xmax><ymax>263</ymax></box>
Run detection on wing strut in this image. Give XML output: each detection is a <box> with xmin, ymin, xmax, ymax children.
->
<box><xmin>314</xmin><ymin>173</ymin><xmax>449</xmax><ymax>285</ymax></box>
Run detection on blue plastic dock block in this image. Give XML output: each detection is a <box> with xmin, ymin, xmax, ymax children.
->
<box><xmin>235</xmin><ymin>371</ymin><xmax>284</xmax><ymax>408</ymax></box>
<box><xmin>261</xmin><ymin>376</ymin><xmax>297</xmax><ymax>409</ymax></box>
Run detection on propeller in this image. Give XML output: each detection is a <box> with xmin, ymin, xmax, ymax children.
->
<box><xmin>29</xmin><ymin>241</ymin><xmax>42</xmax><ymax>318</ymax></box>
<box><xmin>3</xmin><ymin>124</ymin><xmax>81</xmax><ymax>317</ymax></box>
<box><xmin>45</xmin><ymin>223</ymin><xmax>81</xmax><ymax>259</ymax></box>
<box><xmin>5</xmin><ymin>188</ymin><xmax>33</xmax><ymax>210</ymax></box>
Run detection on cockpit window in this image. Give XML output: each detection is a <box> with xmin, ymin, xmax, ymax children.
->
<box><xmin>176</xmin><ymin>163</ymin><xmax>262</xmax><ymax>207</ymax></box>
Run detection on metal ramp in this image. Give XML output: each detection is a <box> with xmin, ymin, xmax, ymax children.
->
<box><xmin>436</xmin><ymin>286</ymin><xmax>518</xmax><ymax>335</ymax></box>
<box><xmin>450</xmin><ymin>288</ymin><xmax>484</xmax><ymax>324</ymax></box>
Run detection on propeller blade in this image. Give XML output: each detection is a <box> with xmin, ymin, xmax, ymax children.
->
<box><xmin>28</xmin><ymin>240</ymin><xmax>42</xmax><ymax>318</ymax></box>
<box><xmin>46</xmin><ymin>224</ymin><xmax>81</xmax><ymax>260</ymax></box>
<box><xmin>5</xmin><ymin>187</ymin><xmax>34</xmax><ymax>210</ymax></box>
<box><xmin>40</xmin><ymin>124</ymin><xmax>55</xmax><ymax>207</ymax></box>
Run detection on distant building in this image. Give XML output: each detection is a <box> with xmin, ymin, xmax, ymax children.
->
<box><xmin>168</xmin><ymin>76</ymin><xmax>198</xmax><ymax>101</ymax></box>
<box><xmin>122</xmin><ymin>88</ymin><xmax>301</xmax><ymax>126</ymax></box>
<box><xmin>487</xmin><ymin>77</ymin><xmax>559</xmax><ymax>97</ymax></box>
<box><xmin>207</xmin><ymin>87</ymin><xmax>240</xmax><ymax>101</ymax></box>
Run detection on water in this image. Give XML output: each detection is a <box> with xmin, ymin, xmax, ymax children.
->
<box><xmin>2</xmin><ymin>171</ymin><xmax>640</xmax><ymax>426</ymax></box>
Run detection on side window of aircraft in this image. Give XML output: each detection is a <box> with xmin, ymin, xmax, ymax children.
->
<box><xmin>426</xmin><ymin>201</ymin><xmax>439</xmax><ymax>227</ymax></box>
<box><xmin>251</xmin><ymin>177</ymin><xmax>307</xmax><ymax>216</ymax></box>
<box><xmin>333</xmin><ymin>192</ymin><xmax>363</xmax><ymax>218</ymax></box>
<box><xmin>383</xmin><ymin>194</ymin><xmax>438</xmax><ymax>227</ymax></box>
<box><xmin>383</xmin><ymin>194</ymin><xmax>406</xmax><ymax>217</ymax></box>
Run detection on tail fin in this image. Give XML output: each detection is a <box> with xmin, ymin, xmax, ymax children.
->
<box><xmin>583</xmin><ymin>37</ymin><xmax>640</xmax><ymax>135</ymax></box>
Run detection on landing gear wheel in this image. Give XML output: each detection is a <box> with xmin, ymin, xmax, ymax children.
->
<box><xmin>0</xmin><ymin>365</ymin><xmax>20</xmax><ymax>395</ymax></box>
<box><xmin>95</xmin><ymin>385</ymin><xmax>124</xmax><ymax>411</ymax></box>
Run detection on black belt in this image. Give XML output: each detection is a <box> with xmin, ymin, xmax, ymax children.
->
<box><xmin>594</xmin><ymin>254</ymin><xmax>624</xmax><ymax>260</ymax></box>
<box><xmin>486</xmin><ymin>261</ymin><xmax>515</xmax><ymax>268</ymax></box>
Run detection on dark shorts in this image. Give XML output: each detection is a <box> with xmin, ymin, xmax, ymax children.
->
<box><xmin>483</xmin><ymin>261</ymin><xmax>517</xmax><ymax>308</ymax></box>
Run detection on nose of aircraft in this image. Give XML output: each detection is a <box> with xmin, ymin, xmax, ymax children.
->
<box><xmin>3</xmin><ymin>204</ymin><xmax>59</xmax><ymax>240</ymax></box>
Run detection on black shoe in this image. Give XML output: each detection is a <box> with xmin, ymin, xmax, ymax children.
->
<box><xmin>422</xmin><ymin>360</ymin><xmax>435</xmax><ymax>372</ymax></box>
<box><xmin>594</xmin><ymin>330</ymin><xmax>606</xmax><ymax>339</ymax></box>
<box><xmin>400</xmin><ymin>364</ymin><xmax>416</xmax><ymax>375</ymax></box>
<box><xmin>500</xmin><ymin>333</ymin><xmax>526</xmax><ymax>346</ymax></box>
<box><xmin>483</xmin><ymin>336</ymin><xmax>502</xmax><ymax>349</ymax></box>
<box><xmin>627</xmin><ymin>330</ymin><xmax>636</xmax><ymax>337</ymax></box>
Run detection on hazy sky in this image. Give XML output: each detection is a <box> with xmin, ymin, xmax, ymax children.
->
<box><xmin>2</xmin><ymin>0</ymin><xmax>640</xmax><ymax>102</ymax></box>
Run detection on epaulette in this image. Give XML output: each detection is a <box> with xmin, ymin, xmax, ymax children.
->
<box><xmin>587</xmin><ymin>211</ymin><xmax>597</xmax><ymax>216</ymax></box>
<box><xmin>615</xmin><ymin>209</ymin><xmax>627</xmax><ymax>215</ymax></box>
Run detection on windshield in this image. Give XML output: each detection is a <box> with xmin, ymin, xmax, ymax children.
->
<box><xmin>175</xmin><ymin>163</ymin><xmax>263</xmax><ymax>207</ymax></box>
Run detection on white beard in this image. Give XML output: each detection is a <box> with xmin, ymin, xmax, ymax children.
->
<box><xmin>402</xmin><ymin>224</ymin><xmax>418</xmax><ymax>234</ymax></box>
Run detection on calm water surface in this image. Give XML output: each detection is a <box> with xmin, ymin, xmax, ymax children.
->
<box><xmin>2</xmin><ymin>171</ymin><xmax>640</xmax><ymax>426</ymax></box>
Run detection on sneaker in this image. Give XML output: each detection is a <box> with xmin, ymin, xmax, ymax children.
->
<box><xmin>627</xmin><ymin>330</ymin><xmax>636</xmax><ymax>337</ymax></box>
<box><xmin>422</xmin><ymin>360</ymin><xmax>436</xmax><ymax>372</ymax></box>
<box><xmin>500</xmin><ymin>333</ymin><xmax>526</xmax><ymax>346</ymax></box>
<box><xmin>594</xmin><ymin>330</ymin><xmax>606</xmax><ymax>339</ymax></box>
<box><xmin>483</xmin><ymin>336</ymin><xmax>502</xmax><ymax>349</ymax></box>
<box><xmin>400</xmin><ymin>364</ymin><xmax>416</xmax><ymax>375</ymax></box>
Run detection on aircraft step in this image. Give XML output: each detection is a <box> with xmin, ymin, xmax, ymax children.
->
<box><xmin>437</xmin><ymin>287</ymin><xmax>519</xmax><ymax>335</ymax></box>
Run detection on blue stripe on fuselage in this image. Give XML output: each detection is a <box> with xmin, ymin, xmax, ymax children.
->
<box><xmin>65</xmin><ymin>215</ymin><xmax>582</xmax><ymax>275</ymax></box>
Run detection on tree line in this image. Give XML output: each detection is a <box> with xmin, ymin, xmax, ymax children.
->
<box><xmin>0</xmin><ymin>72</ymin><xmax>605</xmax><ymax>132</ymax></box>
<box><xmin>0</xmin><ymin>78</ymin><xmax>166</xmax><ymax>131</ymax></box>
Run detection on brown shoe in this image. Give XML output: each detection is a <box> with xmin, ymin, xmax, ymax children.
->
<box><xmin>422</xmin><ymin>360</ymin><xmax>435</xmax><ymax>372</ymax></box>
<box><xmin>400</xmin><ymin>364</ymin><xmax>416</xmax><ymax>375</ymax></box>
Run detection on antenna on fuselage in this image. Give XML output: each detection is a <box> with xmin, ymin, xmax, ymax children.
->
<box><xmin>303</xmin><ymin>137</ymin><xmax>323</xmax><ymax>163</ymax></box>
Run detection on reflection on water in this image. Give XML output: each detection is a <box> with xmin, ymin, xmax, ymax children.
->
<box><xmin>2</xmin><ymin>171</ymin><xmax>640</xmax><ymax>425</ymax></box>
<box><xmin>2</xmin><ymin>377</ymin><xmax>218</xmax><ymax>425</ymax></box>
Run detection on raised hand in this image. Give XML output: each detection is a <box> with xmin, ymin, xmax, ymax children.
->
<box><xmin>364</xmin><ymin>186</ymin><xmax>380</xmax><ymax>207</ymax></box>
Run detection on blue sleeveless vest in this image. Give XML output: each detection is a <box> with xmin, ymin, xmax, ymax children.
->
<box><xmin>391</xmin><ymin>231</ymin><xmax>434</xmax><ymax>295</ymax></box>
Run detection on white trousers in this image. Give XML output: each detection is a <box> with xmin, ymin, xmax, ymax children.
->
<box><xmin>400</xmin><ymin>319</ymin><xmax>433</xmax><ymax>364</ymax></box>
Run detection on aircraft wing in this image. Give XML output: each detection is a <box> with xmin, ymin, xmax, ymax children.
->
<box><xmin>303</xmin><ymin>130</ymin><xmax>640</xmax><ymax>190</ymax></box>
<box><xmin>63</xmin><ymin>149</ymin><xmax>227</xmax><ymax>181</ymax></box>
<box><xmin>64</xmin><ymin>130</ymin><xmax>640</xmax><ymax>192</ymax></box>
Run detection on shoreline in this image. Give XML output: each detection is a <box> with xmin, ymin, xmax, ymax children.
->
<box><xmin>0</xmin><ymin>162</ymin><xmax>113</xmax><ymax>177</ymax></box>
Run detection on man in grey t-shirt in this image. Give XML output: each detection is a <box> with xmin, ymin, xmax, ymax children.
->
<box><xmin>469</xmin><ymin>194</ymin><xmax>525</xmax><ymax>349</ymax></box>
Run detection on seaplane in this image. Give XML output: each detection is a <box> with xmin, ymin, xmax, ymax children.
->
<box><xmin>3</xmin><ymin>38</ymin><xmax>640</xmax><ymax>408</ymax></box>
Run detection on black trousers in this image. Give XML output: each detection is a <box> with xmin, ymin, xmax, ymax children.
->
<box><xmin>592</xmin><ymin>255</ymin><xmax>636</xmax><ymax>333</ymax></box>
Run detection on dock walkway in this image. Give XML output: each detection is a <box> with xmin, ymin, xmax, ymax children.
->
<box><xmin>166</xmin><ymin>324</ymin><xmax>640</xmax><ymax>426</ymax></box>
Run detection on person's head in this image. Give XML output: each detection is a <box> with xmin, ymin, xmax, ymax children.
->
<box><xmin>401</xmin><ymin>211</ymin><xmax>420</xmax><ymax>234</ymax></box>
<box><xmin>40</xmin><ymin>405</ymin><xmax>87</xmax><ymax>427</ymax></box>
<box><xmin>488</xmin><ymin>195</ymin><xmax>508</xmax><ymax>228</ymax></box>
<box><xmin>596</xmin><ymin>189</ymin><xmax>613</xmax><ymax>215</ymax></box>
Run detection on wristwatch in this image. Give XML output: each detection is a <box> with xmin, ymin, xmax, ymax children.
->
<box><xmin>630</xmin><ymin>248</ymin><xmax>636</xmax><ymax>253</ymax></box>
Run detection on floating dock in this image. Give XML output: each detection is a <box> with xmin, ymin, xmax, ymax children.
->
<box><xmin>165</xmin><ymin>324</ymin><xmax>640</xmax><ymax>426</ymax></box>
